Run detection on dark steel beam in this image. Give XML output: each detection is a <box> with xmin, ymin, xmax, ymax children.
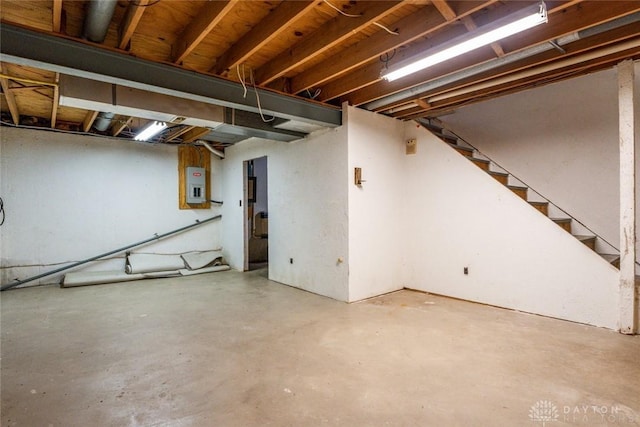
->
<box><xmin>0</xmin><ymin>24</ymin><xmax>341</xmax><ymax>128</ymax></box>
<box><xmin>217</xmin><ymin>108</ymin><xmax>308</xmax><ymax>142</ymax></box>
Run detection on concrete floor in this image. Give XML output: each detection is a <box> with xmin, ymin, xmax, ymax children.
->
<box><xmin>1</xmin><ymin>269</ymin><xmax>639</xmax><ymax>426</ymax></box>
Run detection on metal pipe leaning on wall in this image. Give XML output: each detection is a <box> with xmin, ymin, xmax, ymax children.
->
<box><xmin>0</xmin><ymin>215</ymin><xmax>222</xmax><ymax>291</ymax></box>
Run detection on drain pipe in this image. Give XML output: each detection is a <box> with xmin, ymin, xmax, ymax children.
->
<box><xmin>364</xmin><ymin>11</ymin><xmax>640</xmax><ymax>111</ymax></box>
<box><xmin>83</xmin><ymin>0</ymin><xmax>118</xmax><ymax>43</ymax></box>
<box><xmin>0</xmin><ymin>215</ymin><xmax>222</xmax><ymax>291</ymax></box>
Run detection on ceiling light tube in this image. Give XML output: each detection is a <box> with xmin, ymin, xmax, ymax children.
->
<box><xmin>382</xmin><ymin>2</ymin><xmax>548</xmax><ymax>82</ymax></box>
<box><xmin>134</xmin><ymin>121</ymin><xmax>167</xmax><ymax>141</ymax></box>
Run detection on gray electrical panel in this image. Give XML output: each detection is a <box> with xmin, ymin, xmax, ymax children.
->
<box><xmin>186</xmin><ymin>167</ymin><xmax>206</xmax><ymax>204</ymax></box>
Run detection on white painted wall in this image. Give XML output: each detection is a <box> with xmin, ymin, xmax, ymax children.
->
<box><xmin>220</xmin><ymin>127</ymin><xmax>349</xmax><ymax>301</ymax></box>
<box><xmin>442</xmin><ymin>62</ymin><xmax>640</xmax><ymax>264</ymax></box>
<box><xmin>0</xmin><ymin>127</ymin><xmax>222</xmax><ymax>287</ymax></box>
<box><xmin>2</xmin><ymin>68</ymin><xmax>631</xmax><ymax>329</ymax></box>
<box><xmin>346</xmin><ymin>106</ymin><xmax>406</xmax><ymax>301</ymax></box>
<box><xmin>402</xmin><ymin>124</ymin><xmax>620</xmax><ymax>329</ymax></box>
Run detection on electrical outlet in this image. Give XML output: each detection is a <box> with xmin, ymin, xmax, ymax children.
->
<box><xmin>464</xmin><ymin>267</ymin><xmax>469</xmax><ymax>275</ymax></box>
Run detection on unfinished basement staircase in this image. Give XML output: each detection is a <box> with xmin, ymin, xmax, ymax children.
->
<box><xmin>419</xmin><ymin>119</ymin><xmax>621</xmax><ymax>268</ymax></box>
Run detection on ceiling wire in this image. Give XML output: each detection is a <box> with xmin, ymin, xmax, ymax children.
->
<box><xmin>248</xmin><ymin>67</ymin><xmax>275</xmax><ymax>123</ymax></box>
<box><xmin>379</xmin><ymin>49</ymin><xmax>397</xmax><ymax>70</ymax></box>
<box><xmin>237</xmin><ymin>63</ymin><xmax>248</xmax><ymax>98</ymax></box>
<box><xmin>322</xmin><ymin>0</ymin><xmax>399</xmax><ymax>35</ymax></box>
<box><xmin>306</xmin><ymin>88</ymin><xmax>321</xmax><ymax>100</ymax></box>
<box><xmin>372</xmin><ymin>21</ymin><xmax>399</xmax><ymax>36</ymax></box>
<box><xmin>323</xmin><ymin>0</ymin><xmax>361</xmax><ymax>18</ymax></box>
<box><xmin>236</xmin><ymin>63</ymin><xmax>275</xmax><ymax>123</ymax></box>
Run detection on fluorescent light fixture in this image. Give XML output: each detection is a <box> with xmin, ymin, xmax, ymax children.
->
<box><xmin>134</xmin><ymin>121</ymin><xmax>167</xmax><ymax>141</ymax></box>
<box><xmin>382</xmin><ymin>2</ymin><xmax>548</xmax><ymax>82</ymax></box>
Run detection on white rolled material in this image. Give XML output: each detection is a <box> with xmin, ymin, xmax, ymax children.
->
<box><xmin>179</xmin><ymin>265</ymin><xmax>230</xmax><ymax>276</ymax></box>
<box><xmin>181</xmin><ymin>250</ymin><xmax>224</xmax><ymax>270</ymax></box>
<box><xmin>63</xmin><ymin>250</ymin><xmax>230</xmax><ymax>288</ymax></box>
<box><xmin>125</xmin><ymin>253</ymin><xmax>185</xmax><ymax>274</ymax></box>
<box><xmin>62</xmin><ymin>271</ymin><xmax>144</xmax><ymax>288</ymax></box>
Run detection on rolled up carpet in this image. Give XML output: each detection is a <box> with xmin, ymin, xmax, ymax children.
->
<box><xmin>125</xmin><ymin>253</ymin><xmax>185</xmax><ymax>274</ymax></box>
<box><xmin>179</xmin><ymin>265</ymin><xmax>230</xmax><ymax>276</ymax></box>
<box><xmin>62</xmin><ymin>270</ymin><xmax>144</xmax><ymax>288</ymax></box>
<box><xmin>181</xmin><ymin>250</ymin><xmax>224</xmax><ymax>270</ymax></box>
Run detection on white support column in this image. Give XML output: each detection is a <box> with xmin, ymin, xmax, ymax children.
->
<box><xmin>618</xmin><ymin>59</ymin><xmax>637</xmax><ymax>334</ymax></box>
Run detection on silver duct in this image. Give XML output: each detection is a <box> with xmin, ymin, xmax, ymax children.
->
<box><xmin>83</xmin><ymin>1</ymin><xmax>118</xmax><ymax>131</ymax></box>
<box><xmin>93</xmin><ymin>112</ymin><xmax>115</xmax><ymax>131</ymax></box>
<box><xmin>83</xmin><ymin>0</ymin><xmax>117</xmax><ymax>43</ymax></box>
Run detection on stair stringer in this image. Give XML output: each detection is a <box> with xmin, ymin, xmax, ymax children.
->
<box><xmin>402</xmin><ymin>124</ymin><xmax>619</xmax><ymax>329</ymax></box>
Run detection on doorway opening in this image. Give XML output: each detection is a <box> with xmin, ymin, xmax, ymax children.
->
<box><xmin>244</xmin><ymin>157</ymin><xmax>269</xmax><ymax>271</ymax></box>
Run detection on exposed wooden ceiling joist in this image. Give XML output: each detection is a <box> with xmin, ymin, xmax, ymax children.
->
<box><xmin>212</xmin><ymin>1</ymin><xmax>317</xmax><ymax>76</ymax></box>
<box><xmin>254</xmin><ymin>1</ymin><xmax>406</xmax><ymax>85</ymax></box>
<box><xmin>319</xmin><ymin>1</ymin><xmax>580</xmax><ymax>102</ymax></box>
<box><xmin>342</xmin><ymin>1</ymin><xmax>640</xmax><ymax>107</ymax></box>
<box><xmin>111</xmin><ymin>116</ymin><xmax>132</xmax><ymax>137</ymax></box>
<box><xmin>0</xmin><ymin>64</ymin><xmax>20</xmax><ymax>125</ymax></box>
<box><xmin>461</xmin><ymin>17</ymin><xmax>505</xmax><ymax>57</ymax></box>
<box><xmin>118</xmin><ymin>0</ymin><xmax>150</xmax><ymax>50</ymax></box>
<box><xmin>51</xmin><ymin>72</ymin><xmax>60</xmax><ymax>128</ymax></box>
<box><xmin>386</xmin><ymin>20</ymin><xmax>640</xmax><ymax>116</ymax></box>
<box><xmin>181</xmin><ymin>126</ymin><xmax>210</xmax><ymax>143</ymax></box>
<box><xmin>289</xmin><ymin>1</ymin><xmax>498</xmax><ymax>95</ymax></box>
<box><xmin>82</xmin><ymin>110</ymin><xmax>99</xmax><ymax>132</ymax></box>
<box><xmin>416</xmin><ymin>48</ymin><xmax>640</xmax><ymax>119</ymax></box>
<box><xmin>172</xmin><ymin>0</ymin><xmax>239</xmax><ymax>64</ymax></box>
<box><xmin>52</xmin><ymin>0</ymin><xmax>63</xmax><ymax>33</ymax></box>
<box><xmin>318</xmin><ymin>21</ymin><xmax>478</xmax><ymax>102</ymax></box>
<box><xmin>432</xmin><ymin>0</ymin><xmax>504</xmax><ymax>57</ymax></box>
<box><xmin>164</xmin><ymin>125</ymin><xmax>196</xmax><ymax>142</ymax></box>
<box><xmin>431</xmin><ymin>0</ymin><xmax>457</xmax><ymax>21</ymax></box>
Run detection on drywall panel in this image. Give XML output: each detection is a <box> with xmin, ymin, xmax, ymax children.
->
<box><xmin>346</xmin><ymin>106</ymin><xmax>406</xmax><ymax>302</ymax></box>
<box><xmin>0</xmin><ymin>127</ymin><xmax>222</xmax><ymax>287</ymax></box>
<box><xmin>402</xmin><ymin>124</ymin><xmax>619</xmax><ymax>329</ymax></box>
<box><xmin>221</xmin><ymin>127</ymin><xmax>349</xmax><ymax>301</ymax></box>
<box><xmin>443</xmin><ymin>62</ymin><xmax>640</xmax><ymax>263</ymax></box>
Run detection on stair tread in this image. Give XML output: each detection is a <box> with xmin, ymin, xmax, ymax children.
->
<box><xmin>465</xmin><ymin>156</ymin><xmax>489</xmax><ymax>163</ymax></box>
<box><xmin>574</xmin><ymin>235</ymin><xmax>596</xmax><ymax>241</ymax></box>
<box><xmin>490</xmin><ymin>171</ymin><xmax>508</xmax><ymax>177</ymax></box>
<box><xmin>423</xmin><ymin>123</ymin><xmax>442</xmax><ymax>132</ymax></box>
<box><xmin>601</xmin><ymin>254</ymin><xmax>620</xmax><ymax>261</ymax></box>
<box><xmin>447</xmin><ymin>142</ymin><xmax>473</xmax><ymax>153</ymax></box>
<box><xmin>550</xmin><ymin>218</ymin><xmax>571</xmax><ymax>222</ymax></box>
<box><xmin>528</xmin><ymin>201</ymin><xmax>548</xmax><ymax>205</ymax></box>
<box><xmin>435</xmin><ymin>132</ymin><xmax>457</xmax><ymax>141</ymax></box>
<box><xmin>507</xmin><ymin>185</ymin><xmax>527</xmax><ymax>190</ymax></box>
